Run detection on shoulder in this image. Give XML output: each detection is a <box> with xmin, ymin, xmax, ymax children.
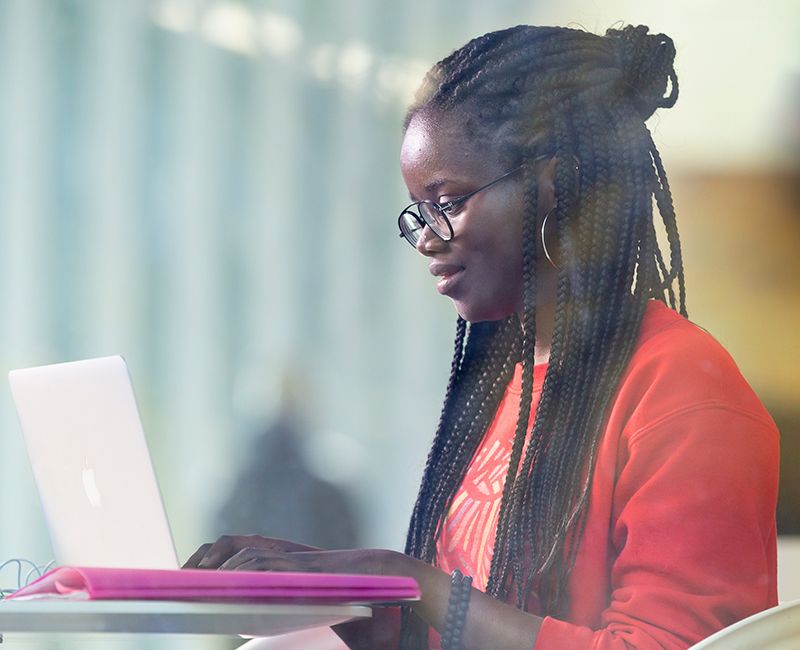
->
<box><xmin>604</xmin><ymin>304</ymin><xmax>779</xmax><ymax>547</ymax></box>
<box><xmin>610</xmin><ymin>300</ymin><xmax>777</xmax><ymax>442</ymax></box>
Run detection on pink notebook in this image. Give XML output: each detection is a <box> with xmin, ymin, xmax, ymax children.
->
<box><xmin>7</xmin><ymin>567</ymin><xmax>420</xmax><ymax>604</ymax></box>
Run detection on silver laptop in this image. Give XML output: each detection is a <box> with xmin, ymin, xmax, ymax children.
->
<box><xmin>8</xmin><ymin>356</ymin><xmax>180</xmax><ymax>570</ymax></box>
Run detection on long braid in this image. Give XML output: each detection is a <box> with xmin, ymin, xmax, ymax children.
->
<box><xmin>401</xmin><ymin>24</ymin><xmax>686</xmax><ymax>645</ymax></box>
<box><xmin>647</xmin><ymin>131</ymin><xmax>687</xmax><ymax>316</ymax></box>
<box><xmin>422</xmin><ymin>320</ymin><xmax>519</xmax><ymax>563</ymax></box>
<box><xmin>406</xmin><ymin>320</ymin><xmax>506</xmax><ymax>562</ymax></box>
<box><xmin>525</xmin><ymin>103</ymin><xmax>613</xmax><ymax>609</ymax></box>
<box><xmin>401</xmin><ymin>319</ymin><xmax>519</xmax><ymax>649</ymax></box>
<box><xmin>491</xmin><ymin>162</ymin><xmax>539</xmax><ymax>606</ymax></box>
<box><xmin>545</xmin><ymin>107</ymin><xmax>652</xmax><ymax>612</ymax></box>
<box><xmin>515</xmin><ymin>122</ymin><xmax>581</xmax><ymax>607</ymax></box>
<box><xmin>404</xmin><ymin>316</ymin><xmax>466</xmax><ymax>556</ymax></box>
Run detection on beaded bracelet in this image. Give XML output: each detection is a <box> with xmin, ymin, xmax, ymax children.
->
<box><xmin>441</xmin><ymin>568</ymin><xmax>473</xmax><ymax>650</ymax></box>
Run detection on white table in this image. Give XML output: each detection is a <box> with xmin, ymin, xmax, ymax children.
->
<box><xmin>0</xmin><ymin>599</ymin><xmax>370</xmax><ymax>643</ymax></box>
<box><xmin>687</xmin><ymin>599</ymin><xmax>800</xmax><ymax>650</ymax></box>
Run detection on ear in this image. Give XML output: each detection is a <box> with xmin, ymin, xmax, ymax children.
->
<box><xmin>535</xmin><ymin>157</ymin><xmax>558</xmax><ymax>219</ymax></box>
<box><xmin>533</xmin><ymin>157</ymin><xmax>569</xmax><ymax>273</ymax></box>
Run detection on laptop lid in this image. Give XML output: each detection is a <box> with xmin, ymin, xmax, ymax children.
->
<box><xmin>8</xmin><ymin>356</ymin><xmax>179</xmax><ymax>570</ymax></box>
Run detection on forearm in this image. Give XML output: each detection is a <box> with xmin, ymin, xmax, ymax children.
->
<box><xmin>382</xmin><ymin>551</ymin><xmax>543</xmax><ymax>650</ymax></box>
<box><xmin>332</xmin><ymin>606</ymin><xmax>401</xmax><ymax>650</ymax></box>
<box><xmin>198</xmin><ymin>544</ymin><xmax>543</xmax><ymax>649</ymax></box>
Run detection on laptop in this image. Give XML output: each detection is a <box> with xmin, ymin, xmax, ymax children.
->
<box><xmin>8</xmin><ymin>356</ymin><xmax>180</xmax><ymax>570</ymax></box>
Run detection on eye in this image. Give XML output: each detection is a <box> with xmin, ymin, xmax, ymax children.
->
<box><xmin>439</xmin><ymin>197</ymin><xmax>466</xmax><ymax>216</ymax></box>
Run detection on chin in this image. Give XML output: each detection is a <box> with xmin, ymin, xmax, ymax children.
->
<box><xmin>454</xmin><ymin>300</ymin><xmax>515</xmax><ymax>324</ymax></box>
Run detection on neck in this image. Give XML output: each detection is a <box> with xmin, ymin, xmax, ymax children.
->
<box><xmin>533</xmin><ymin>302</ymin><xmax>554</xmax><ymax>365</ymax></box>
<box><xmin>516</xmin><ymin>310</ymin><xmax>554</xmax><ymax>365</ymax></box>
<box><xmin>519</xmin><ymin>270</ymin><xmax>557</xmax><ymax>366</ymax></box>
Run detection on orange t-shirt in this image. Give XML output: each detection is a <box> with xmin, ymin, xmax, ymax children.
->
<box><xmin>436</xmin><ymin>300</ymin><xmax>779</xmax><ymax>649</ymax></box>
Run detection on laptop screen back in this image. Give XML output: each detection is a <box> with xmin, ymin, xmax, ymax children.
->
<box><xmin>8</xmin><ymin>356</ymin><xmax>179</xmax><ymax>569</ymax></box>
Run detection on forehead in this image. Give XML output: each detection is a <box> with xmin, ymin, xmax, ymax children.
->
<box><xmin>400</xmin><ymin>110</ymin><xmax>501</xmax><ymax>182</ymax></box>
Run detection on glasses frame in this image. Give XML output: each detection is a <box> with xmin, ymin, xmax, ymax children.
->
<box><xmin>397</xmin><ymin>164</ymin><xmax>525</xmax><ymax>247</ymax></box>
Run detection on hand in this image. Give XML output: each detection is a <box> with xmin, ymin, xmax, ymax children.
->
<box><xmin>184</xmin><ymin>535</ymin><xmax>403</xmax><ymax>577</ymax></box>
<box><xmin>182</xmin><ymin>534</ymin><xmax>319</xmax><ymax>569</ymax></box>
<box><xmin>184</xmin><ymin>540</ymin><xmax>429</xmax><ymax>649</ymax></box>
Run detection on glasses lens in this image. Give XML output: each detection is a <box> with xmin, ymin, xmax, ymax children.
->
<box><xmin>419</xmin><ymin>202</ymin><xmax>452</xmax><ymax>240</ymax></box>
<box><xmin>399</xmin><ymin>210</ymin><xmax>424</xmax><ymax>246</ymax></box>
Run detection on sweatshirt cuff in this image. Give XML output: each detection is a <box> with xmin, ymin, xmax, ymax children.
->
<box><xmin>534</xmin><ymin>616</ymin><xmax>598</xmax><ymax>650</ymax></box>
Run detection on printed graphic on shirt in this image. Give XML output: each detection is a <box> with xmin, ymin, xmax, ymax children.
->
<box><xmin>440</xmin><ymin>434</ymin><xmax>512</xmax><ymax>591</ymax></box>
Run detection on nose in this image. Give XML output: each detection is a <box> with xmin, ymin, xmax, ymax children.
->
<box><xmin>415</xmin><ymin>223</ymin><xmax>446</xmax><ymax>256</ymax></box>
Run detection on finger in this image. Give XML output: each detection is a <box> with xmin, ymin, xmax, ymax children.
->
<box><xmin>218</xmin><ymin>548</ymin><xmax>256</xmax><ymax>571</ymax></box>
<box><xmin>196</xmin><ymin>535</ymin><xmax>239</xmax><ymax>569</ymax></box>
<box><xmin>219</xmin><ymin>548</ymin><xmax>294</xmax><ymax>572</ymax></box>
<box><xmin>182</xmin><ymin>543</ymin><xmax>213</xmax><ymax>569</ymax></box>
<box><xmin>239</xmin><ymin>536</ymin><xmax>320</xmax><ymax>553</ymax></box>
<box><xmin>230</xmin><ymin>556</ymin><xmax>280</xmax><ymax>571</ymax></box>
<box><xmin>262</xmin><ymin>537</ymin><xmax>319</xmax><ymax>553</ymax></box>
<box><xmin>194</xmin><ymin>535</ymin><xmax>319</xmax><ymax>569</ymax></box>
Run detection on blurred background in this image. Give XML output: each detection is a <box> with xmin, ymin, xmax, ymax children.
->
<box><xmin>0</xmin><ymin>0</ymin><xmax>797</xmax><ymax>647</ymax></box>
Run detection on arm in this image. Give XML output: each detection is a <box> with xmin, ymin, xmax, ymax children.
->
<box><xmin>323</xmin><ymin>406</ymin><xmax>777</xmax><ymax>650</ymax></box>
<box><xmin>186</xmin><ymin>538</ymin><xmax>542</xmax><ymax>649</ymax></box>
<box><xmin>327</xmin><ymin>550</ymin><xmax>543</xmax><ymax>650</ymax></box>
<box><xmin>536</xmin><ymin>406</ymin><xmax>779</xmax><ymax>649</ymax></box>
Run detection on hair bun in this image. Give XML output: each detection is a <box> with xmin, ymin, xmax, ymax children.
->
<box><xmin>605</xmin><ymin>24</ymin><xmax>678</xmax><ymax>120</ymax></box>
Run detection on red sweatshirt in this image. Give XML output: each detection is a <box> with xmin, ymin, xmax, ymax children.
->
<box><xmin>437</xmin><ymin>300</ymin><xmax>779</xmax><ymax>649</ymax></box>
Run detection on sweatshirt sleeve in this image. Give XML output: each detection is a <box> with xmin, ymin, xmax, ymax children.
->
<box><xmin>533</xmin><ymin>404</ymin><xmax>779</xmax><ymax>650</ymax></box>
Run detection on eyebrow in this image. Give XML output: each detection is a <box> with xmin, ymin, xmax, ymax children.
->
<box><xmin>409</xmin><ymin>177</ymin><xmax>457</xmax><ymax>202</ymax></box>
<box><xmin>425</xmin><ymin>178</ymin><xmax>450</xmax><ymax>193</ymax></box>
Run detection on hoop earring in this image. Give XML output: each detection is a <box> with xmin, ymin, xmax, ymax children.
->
<box><xmin>541</xmin><ymin>207</ymin><xmax>560</xmax><ymax>270</ymax></box>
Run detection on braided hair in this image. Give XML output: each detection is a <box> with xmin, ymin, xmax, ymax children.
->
<box><xmin>400</xmin><ymin>24</ymin><xmax>686</xmax><ymax>647</ymax></box>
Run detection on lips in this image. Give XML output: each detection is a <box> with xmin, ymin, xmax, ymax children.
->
<box><xmin>429</xmin><ymin>261</ymin><xmax>465</xmax><ymax>296</ymax></box>
<box><xmin>429</xmin><ymin>261</ymin><xmax>465</xmax><ymax>278</ymax></box>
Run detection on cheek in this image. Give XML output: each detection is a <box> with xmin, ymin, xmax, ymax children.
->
<box><xmin>455</xmin><ymin>193</ymin><xmax>527</xmax><ymax>287</ymax></box>
<box><xmin>471</xmin><ymin>223</ymin><xmax>525</xmax><ymax>304</ymax></box>
<box><xmin>488</xmin><ymin>209</ymin><xmax>526</xmax><ymax>300</ymax></box>
<box><xmin>485</xmin><ymin>205</ymin><xmax>525</xmax><ymax>271</ymax></box>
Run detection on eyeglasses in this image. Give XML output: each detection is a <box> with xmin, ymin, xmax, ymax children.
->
<box><xmin>397</xmin><ymin>164</ymin><xmax>524</xmax><ymax>248</ymax></box>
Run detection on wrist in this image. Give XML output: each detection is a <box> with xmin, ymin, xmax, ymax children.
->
<box><xmin>316</xmin><ymin>548</ymin><xmax>410</xmax><ymax>577</ymax></box>
<box><xmin>376</xmin><ymin>549</ymin><xmax>415</xmax><ymax>577</ymax></box>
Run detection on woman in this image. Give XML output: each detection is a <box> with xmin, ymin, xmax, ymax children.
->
<box><xmin>186</xmin><ymin>24</ymin><xmax>779</xmax><ymax>649</ymax></box>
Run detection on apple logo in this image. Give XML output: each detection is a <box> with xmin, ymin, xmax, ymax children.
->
<box><xmin>82</xmin><ymin>457</ymin><xmax>103</xmax><ymax>509</ymax></box>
